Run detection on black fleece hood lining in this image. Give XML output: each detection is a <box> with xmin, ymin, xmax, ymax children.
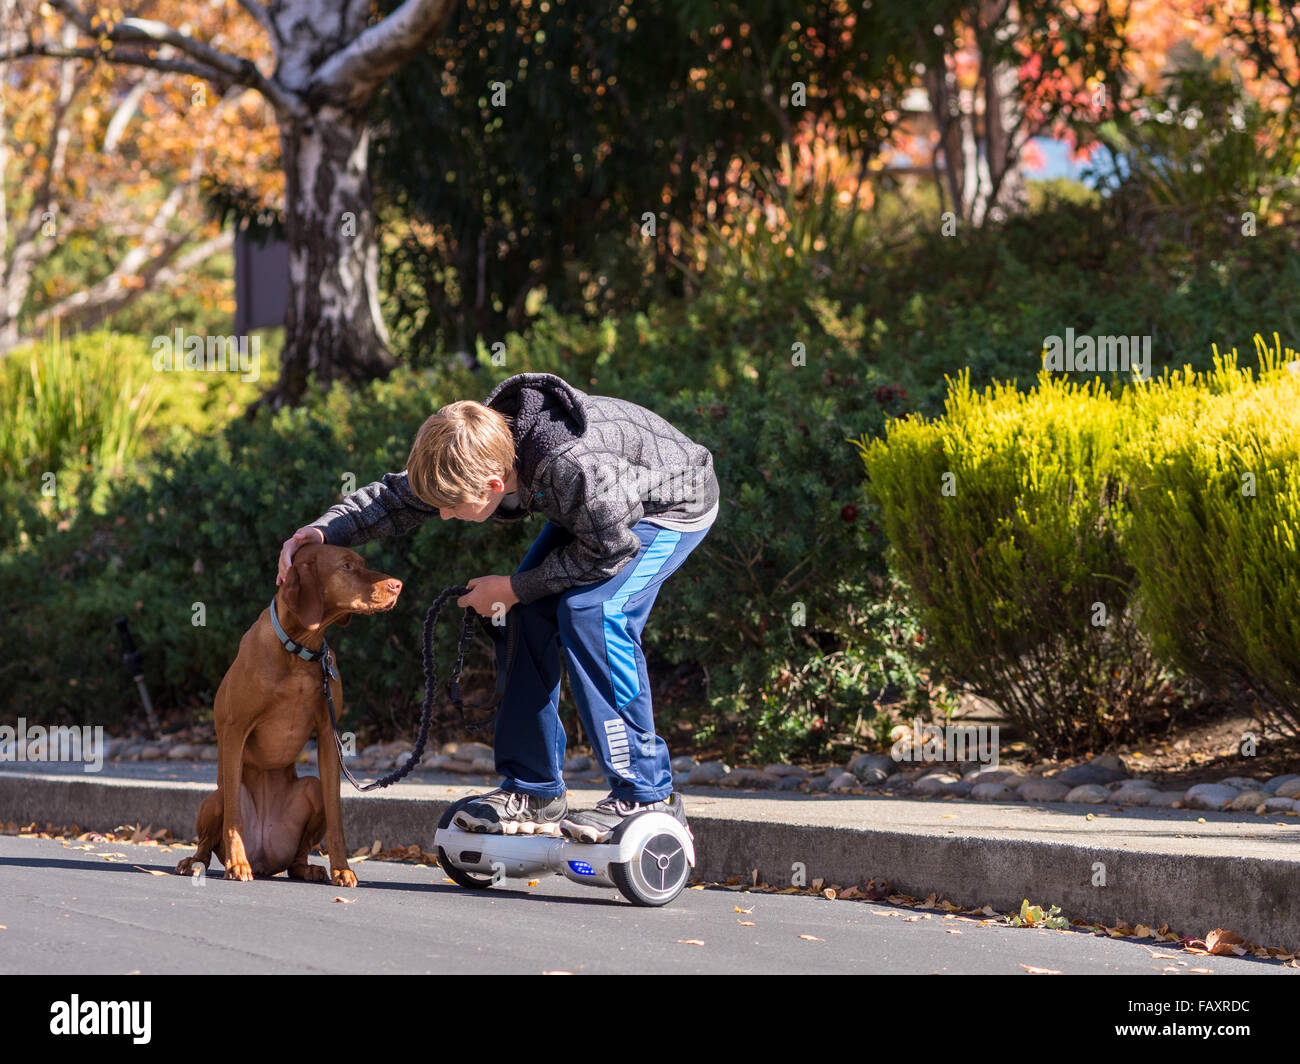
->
<box><xmin>484</xmin><ymin>373</ymin><xmax>587</xmax><ymax>490</ymax></box>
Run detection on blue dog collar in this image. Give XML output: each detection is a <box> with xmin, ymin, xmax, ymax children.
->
<box><xmin>270</xmin><ymin>599</ymin><xmax>329</xmax><ymax>662</ymax></box>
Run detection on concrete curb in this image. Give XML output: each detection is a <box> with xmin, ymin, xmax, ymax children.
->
<box><xmin>3</xmin><ymin>770</ymin><xmax>1298</xmax><ymax>951</ymax></box>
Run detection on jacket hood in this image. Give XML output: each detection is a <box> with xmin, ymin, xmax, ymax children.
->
<box><xmin>484</xmin><ymin>373</ymin><xmax>587</xmax><ymax>489</ymax></box>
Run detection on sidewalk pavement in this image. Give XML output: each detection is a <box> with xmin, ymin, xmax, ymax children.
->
<box><xmin>2</xmin><ymin>761</ymin><xmax>1297</xmax><ymax>951</ymax></box>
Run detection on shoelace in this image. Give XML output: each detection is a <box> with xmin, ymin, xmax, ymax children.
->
<box><xmin>596</xmin><ymin>796</ymin><xmax>639</xmax><ymax>816</ymax></box>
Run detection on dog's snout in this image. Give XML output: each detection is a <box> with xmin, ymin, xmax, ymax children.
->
<box><xmin>387</xmin><ymin>579</ymin><xmax>403</xmax><ymax>594</ymax></box>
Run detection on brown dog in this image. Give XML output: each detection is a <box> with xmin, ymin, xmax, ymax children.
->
<box><xmin>175</xmin><ymin>542</ymin><xmax>402</xmax><ymax>886</ymax></box>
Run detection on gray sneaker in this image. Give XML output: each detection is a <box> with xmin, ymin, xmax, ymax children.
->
<box><xmin>560</xmin><ymin>791</ymin><xmax>691</xmax><ymax>844</ymax></box>
<box><xmin>453</xmin><ymin>787</ymin><xmax>568</xmax><ymax>835</ymax></box>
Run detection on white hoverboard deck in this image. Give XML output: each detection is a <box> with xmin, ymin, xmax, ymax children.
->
<box><xmin>434</xmin><ymin>810</ymin><xmax>695</xmax><ymax>901</ymax></box>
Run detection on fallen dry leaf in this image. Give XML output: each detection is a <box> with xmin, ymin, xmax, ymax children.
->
<box><xmin>734</xmin><ymin>905</ymin><xmax>754</xmax><ymax>914</ymax></box>
<box><xmin>946</xmin><ymin>929</ymin><xmax>963</xmax><ymax>935</ymax></box>
<box><xmin>132</xmin><ymin>866</ymin><xmax>169</xmax><ymax>877</ymax></box>
<box><xmin>677</xmin><ymin>939</ymin><xmax>705</xmax><ymax>946</ymax></box>
<box><xmin>822</xmin><ymin>888</ymin><xmax>837</xmax><ymax>900</ymax></box>
<box><xmin>542</xmin><ymin>971</ymin><xmax>573</xmax><ymax>975</ymax></box>
<box><xmin>1205</xmin><ymin>928</ymin><xmax>1246</xmax><ymax>956</ymax></box>
<box><xmin>799</xmin><ymin>934</ymin><xmax>824</xmax><ymax>941</ymax></box>
<box><xmin>333</xmin><ymin>896</ymin><xmax>355</xmax><ymax>904</ymax></box>
<box><xmin>738</xmin><ymin>920</ymin><xmax>755</xmax><ymax>926</ymax></box>
<box><xmin>1019</xmin><ymin>964</ymin><xmax>1062</xmax><ymax>975</ymax></box>
<box><xmin>527</xmin><ymin>879</ymin><xmax>539</xmax><ymax>887</ymax></box>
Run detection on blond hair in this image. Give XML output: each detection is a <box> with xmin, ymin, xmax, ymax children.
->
<box><xmin>406</xmin><ymin>400</ymin><xmax>516</xmax><ymax>508</ymax></box>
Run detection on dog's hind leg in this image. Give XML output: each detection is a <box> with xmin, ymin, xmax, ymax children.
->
<box><xmin>286</xmin><ymin>775</ymin><xmax>328</xmax><ymax>883</ymax></box>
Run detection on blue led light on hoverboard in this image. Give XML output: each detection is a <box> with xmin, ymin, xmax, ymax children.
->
<box><xmin>568</xmin><ymin>860</ymin><xmax>596</xmax><ymax>876</ymax></box>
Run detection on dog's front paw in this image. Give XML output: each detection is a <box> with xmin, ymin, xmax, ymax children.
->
<box><xmin>224</xmin><ymin>857</ymin><xmax>254</xmax><ymax>882</ymax></box>
<box><xmin>331</xmin><ymin>867</ymin><xmax>358</xmax><ymax>888</ymax></box>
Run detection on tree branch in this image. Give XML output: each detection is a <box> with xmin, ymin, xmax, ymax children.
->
<box><xmin>5</xmin><ymin>2</ymin><xmax>303</xmax><ymax>117</ymax></box>
<box><xmin>306</xmin><ymin>0</ymin><xmax>457</xmax><ymax>108</ymax></box>
<box><xmin>0</xmin><ymin>42</ymin><xmax>233</xmax><ymax>85</ymax></box>
<box><xmin>25</xmin><ymin>228</ymin><xmax>233</xmax><ymax>338</ymax></box>
<box><xmin>234</xmin><ymin>0</ymin><xmax>277</xmax><ymax>41</ymax></box>
<box><xmin>103</xmin><ymin>70</ymin><xmax>160</xmax><ymax>153</ymax></box>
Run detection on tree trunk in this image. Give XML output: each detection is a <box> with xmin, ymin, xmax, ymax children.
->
<box><xmin>269</xmin><ymin>106</ymin><xmax>396</xmax><ymax>408</ymax></box>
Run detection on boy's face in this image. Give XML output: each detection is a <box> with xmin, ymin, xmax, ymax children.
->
<box><xmin>438</xmin><ymin>472</ymin><xmax>511</xmax><ymax>522</ymax></box>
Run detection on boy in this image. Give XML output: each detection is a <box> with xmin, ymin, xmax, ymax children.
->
<box><xmin>277</xmin><ymin>372</ymin><xmax>718</xmax><ymax>842</ymax></box>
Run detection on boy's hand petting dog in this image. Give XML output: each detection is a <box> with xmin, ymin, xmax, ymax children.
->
<box><xmin>277</xmin><ymin>526</ymin><xmax>325</xmax><ymax>585</ymax></box>
<box><xmin>458</xmin><ymin>574</ymin><xmax>519</xmax><ymax>618</ymax></box>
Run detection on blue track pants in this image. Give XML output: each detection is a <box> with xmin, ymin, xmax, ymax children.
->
<box><xmin>494</xmin><ymin>519</ymin><xmax>709</xmax><ymax>803</ymax></box>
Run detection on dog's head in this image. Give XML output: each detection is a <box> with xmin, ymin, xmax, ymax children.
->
<box><xmin>278</xmin><ymin>543</ymin><xmax>402</xmax><ymax>632</ymax></box>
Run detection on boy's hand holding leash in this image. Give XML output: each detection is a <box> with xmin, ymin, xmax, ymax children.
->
<box><xmin>458</xmin><ymin>574</ymin><xmax>518</xmax><ymax>618</ymax></box>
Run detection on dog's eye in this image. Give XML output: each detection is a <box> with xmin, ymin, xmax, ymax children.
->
<box><xmin>341</xmin><ymin>563</ymin><xmax>351</xmax><ymax>571</ymax></box>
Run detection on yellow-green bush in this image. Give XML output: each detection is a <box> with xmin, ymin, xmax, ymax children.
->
<box><xmin>856</xmin><ymin>372</ymin><xmax>1176</xmax><ymax>756</ymax></box>
<box><xmin>859</xmin><ymin>333</ymin><xmax>1300</xmax><ymax>753</ymax></box>
<box><xmin>1123</xmin><ymin>335</ymin><xmax>1300</xmax><ymax>737</ymax></box>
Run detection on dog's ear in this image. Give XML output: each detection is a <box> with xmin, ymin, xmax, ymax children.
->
<box><xmin>281</xmin><ymin>555</ymin><xmax>324</xmax><ymax>631</ymax></box>
<box><xmin>333</xmin><ymin>612</ymin><xmax>351</xmax><ymax>628</ymax></box>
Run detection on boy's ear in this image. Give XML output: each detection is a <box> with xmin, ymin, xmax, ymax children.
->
<box><xmin>281</xmin><ymin>556</ymin><xmax>324</xmax><ymax>631</ymax></box>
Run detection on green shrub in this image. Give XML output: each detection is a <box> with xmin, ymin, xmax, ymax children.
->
<box><xmin>480</xmin><ymin>296</ymin><xmax>925</xmax><ymax>761</ymax></box>
<box><xmin>0</xmin><ymin>302</ymin><xmax>924</xmax><ymax>763</ymax></box>
<box><xmin>0</xmin><ymin>326</ymin><xmax>281</xmax><ymax>550</ymax></box>
<box><xmin>647</xmin><ymin>373</ymin><xmax>921</xmax><ymax>763</ymax></box>
<box><xmin>1091</xmin><ymin>54</ymin><xmax>1300</xmax><ymax>250</ymax></box>
<box><xmin>0</xmin><ymin>327</ymin><xmax>156</xmax><ymax>477</ymax></box>
<box><xmin>0</xmin><ymin>362</ymin><xmax>499</xmax><ymax>729</ymax></box>
<box><xmin>857</xmin><ymin>371</ymin><xmax>1176</xmax><ymax>757</ymax></box>
<box><xmin>1122</xmin><ymin>335</ymin><xmax>1300</xmax><ymax>737</ymax></box>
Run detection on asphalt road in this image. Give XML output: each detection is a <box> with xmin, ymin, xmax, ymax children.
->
<box><xmin>1</xmin><ymin>835</ymin><xmax>1295</xmax><ymax>977</ymax></box>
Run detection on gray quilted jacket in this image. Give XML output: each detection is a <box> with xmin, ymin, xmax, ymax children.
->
<box><xmin>306</xmin><ymin>373</ymin><xmax>719</xmax><ymax>604</ymax></box>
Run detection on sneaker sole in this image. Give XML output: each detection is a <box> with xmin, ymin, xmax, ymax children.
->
<box><xmin>560</xmin><ymin>821</ymin><xmax>608</xmax><ymax>844</ymax></box>
<box><xmin>514</xmin><ymin>821</ymin><xmax>562</xmax><ymax>837</ymax></box>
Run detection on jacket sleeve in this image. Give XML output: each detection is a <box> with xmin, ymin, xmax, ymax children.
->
<box><xmin>306</xmin><ymin>470</ymin><xmax>439</xmax><ymax>547</ymax></box>
<box><xmin>509</xmin><ymin>453</ymin><xmax>644</xmax><ymax>604</ymax></box>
